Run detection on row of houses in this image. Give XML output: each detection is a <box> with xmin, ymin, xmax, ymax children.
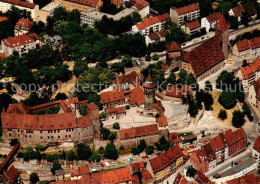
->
<box><xmin>190</xmin><ymin>128</ymin><xmax>247</xmax><ymax>174</ymax></box>
<box><xmin>232</xmin><ymin>37</ymin><xmax>260</xmax><ymax>58</ymax></box>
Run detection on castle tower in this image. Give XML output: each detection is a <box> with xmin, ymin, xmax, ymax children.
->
<box><xmin>215</xmin><ymin>15</ymin><xmax>229</xmax><ymax>59</ymax></box>
<box><xmin>143</xmin><ymin>74</ymin><xmax>156</xmax><ymax>112</ymax></box>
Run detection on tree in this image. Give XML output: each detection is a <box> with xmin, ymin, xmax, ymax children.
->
<box><xmin>97</xmin><ymin>146</ymin><xmax>105</xmax><ymax>154</ymax></box>
<box><xmin>232</xmin><ymin>110</ymin><xmax>245</xmax><ymax>128</ymax></box>
<box><xmin>99</xmin><ymin>112</ymin><xmax>107</xmax><ymax>119</ymax></box>
<box><xmin>216</xmin><ymin>70</ymin><xmax>234</xmax><ymax>90</ymax></box>
<box><xmin>10</xmin><ymin>139</ymin><xmax>18</xmax><ymax>146</ymax></box>
<box><xmin>152</xmin><ymin>53</ymin><xmax>159</xmax><ymax>61</ymax></box>
<box><xmin>204</xmin><ymin>81</ymin><xmax>212</xmax><ymax>92</ymax></box>
<box><xmin>132</xmin><ymin>12</ymin><xmax>141</xmax><ymax>24</ymax></box>
<box><xmin>166</xmin><ymin>25</ymin><xmax>189</xmax><ymax>44</ymax></box>
<box><xmin>241</xmin><ymin>12</ymin><xmax>250</xmax><ymax>26</ymax></box>
<box><xmin>218</xmin><ymin>110</ymin><xmax>227</xmax><ymax>120</ymax></box>
<box><xmin>113</xmin><ymin>122</ymin><xmax>120</xmax><ymax>130</ymax></box>
<box><xmin>0</xmin><ymin>93</ymin><xmax>12</xmax><ymax>112</ymax></box>
<box><xmin>131</xmin><ymin>147</ymin><xmax>139</xmax><ymax>155</ymax></box>
<box><xmin>242</xmin><ymin>59</ymin><xmax>247</xmax><ymax>67</ymax></box>
<box><xmin>76</xmin><ymin>143</ymin><xmax>92</xmax><ymax>160</ymax></box>
<box><xmin>51</xmin><ymin>161</ymin><xmax>62</xmax><ymax>175</ymax></box>
<box><xmin>186</xmin><ymin>167</ymin><xmax>197</xmax><ymax>177</ymax></box>
<box><xmin>104</xmin><ymin>143</ymin><xmax>118</xmax><ymax>160</ymax></box>
<box><xmin>55</xmin><ymin>93</ymin><xmax>67</xmax><ymax>100</ymax></box>
<box><xmin>88</xmin><ymin>153</ymin><xmax>101</xmax><ymax>162</ymax></box>
<box><xmin>102</xmin><ymin>128</ymin><xmax>111</xmax><ymax>140</ymax></box>
<box><xmin>67</xmin><ymin>150</ymin><xmax>76</xmax><ymax>161</ymax></box>
<box><xmin>204</xmin><ymin>92</ymin><xmax>214</xmax><ymax>110</ymax></box>
<box><xmin>218</xmin><ymin>89</ymin><xmax>237</xmax><ymax>109</ymax></box>
<box><xmin>121</xmin><ymin>55</ymin><xmax>133</xmax><ymax>68</ymax></box>
<box><xmin>229</xmin><ymin>16</ymin><xmax>239</xmax><ymax>29</ymax></box>
<box><xmin>35</xmin><ymin>144</ymin><xmax>47</xmax><ymax>151</ymax></box>
<box><xmin>22</xmin><ymin>92</ymin><xmax>49</xmax><ymax>107</ymax></box>
<box><xmin>145</xmin><ymin>145</ymin><xmax>155</xmax><ymax>155</ymax></box>
<box><xmin>137</xmin><ymin>139</ymin><xmax>147</xmax><ymax>153</ymax></box>
<box><xmin>73</xmin><ymin>61</ymin><xmax>89</xmax><ymax>78</ymax></box>
<box><xmin>30</xmin><ymin>172</ymin><xmax>39</xmax><ymax>184</ymax></box>
<box><xmin>188</xmin><ymin>100</ymin><xmax>199</xmax><ymax>117</ymax></box>
<box><xmin>79</xmin><ymin>105</ymin><xmax>88</xmax><ymax>116</ymax></box>
<box><xmin>108</xmin><ymin>131</ymin><xmax>117</xmax><ymax>142</ymax></box>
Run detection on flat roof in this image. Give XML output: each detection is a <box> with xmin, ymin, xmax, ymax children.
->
<box><xmin>220</xmin><ymin>158</ymin><xmax>256</xmax><ymax>177</ymax></box>
<box><xmin>41</xmin><ymin>2</ymin><xmax>62</xmax><ymax>12</ymax></box>
<box><xmin>81</xmin><ymin>8</ymin><xmax>135</xmax><ymax>21</ymax></box>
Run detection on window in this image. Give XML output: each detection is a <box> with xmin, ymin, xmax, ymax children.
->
<box><xmin>48</xmin><ymin>136</ymin><xmax>50</xmax><ymax>139</ymax></box>
<box><xmin>65</xmin><ymin>135</ymin><xmax>67</xmax><ymax>138</ymax></box>
<box><xmin>40</xmin><ymin>136</ymin><xmax>42</xmax><ymax>139</ymax></box>
<box><xmin>51</xmin><ymin>136</ymin><xmax>53</xmax><ymax>139</ymax></box>
<box><xmin>29</xmin><ymin>135</ymin><xmax>31</xmax><ymax>138</ymax></box>
<box><xmin>9</xmin><ymin>133</ymin><xmax>11</xmax><ymax>137</ymax></box>
<box><xmin>58</xmin><ymin>136</ymin><xmax>60</xmax><ymax>138</ymax></box>
<box><xmin>40</xmin><ymin>131</ymin><xmax>42</xmax><ymax>134</ymax></box>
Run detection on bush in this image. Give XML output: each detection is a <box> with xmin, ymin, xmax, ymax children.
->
<box><xmin>30</xmin><ymin>172</ymin><xmax>39</xmax><ymax>184</ymax></box>
<box><xmin>35</xmin><ymin>144</ymin><xmax>47</xmax><ymax>151</ymax></box>
<box><xmin>145</xmin><ymin>145</ymin><xmax>154</xmax><ymax>155</ymax></box>
<box><xmin>145</xmin><ymin>55</ymin><xmax>151</xmax><ymax>61</ymax></box>
<box><xmin>104</xmin><ymin>143</ymin><xmax>118</xmax><ymax>160</ymax></box>
<box><xmin>125</xmin><ymin>105</ymin><xmax>130</xmax><ymax>110</ymax></box>
<box><xmin>97</xmin><ymin>146</ymin><xmax>105</xmax><ymax>154</ymax></box>
<box><xmin>10</xmin><ymin>139</ymin><xmax>18</xmax><ymax>146</ymax></box>
<box><xmin>119</xmin><ymin>145</ymin><xmax>124</xmax><ymax>151</ymax></box>
<box><xmin>51</xmin><ymin>161</ymin><xmax>62</xmax><ymax>175</ymax></box>
<box><xmin>218</xmin><ymin>110</ymin><xmax>227</xmax><ymax>120</ymax></box>
<box><xmin>152</xmin><ymin>53</ymin><xmax>159</xmax><ymax>61</ymax></box>
<box><xmin>218</xmin><ymin>89</ymin><xmax>237</xmax><ymax>109</ymax></box>
<box><xmin>131</xmin><ymin>147</ymin><xmax>139</xmax><ymax>155</ymax></box>
<box><xmin>79</xmin><ymin>104</ymin><xmax>88</xmax><ymax>116</ymax></box>
<box><xmin>99</xmin><ymin>112</ymin><xmax>106</xmax><ymax>119</ymax></box>
<box><xmin>113</xmin><ymin>122</ymin><xmax>120</xmax><ymax>130</ymax></box>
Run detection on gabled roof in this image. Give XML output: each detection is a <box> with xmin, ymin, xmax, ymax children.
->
<box><xmin>70</xmin><ymin>166</ymin><xmax>89</xmax><ymax>177</ymax></box>
<box><xmin>100</xmin><ymin>90</ymin><xmax>125</xmax><ymax>104</ymax></box>
<box><xmin>106</xmin><ymin>106</ymin><xmax>126</xmax><ymax>114</ymax></box>
<box><xmin>140</xmin><ymin>169</ymin><xmax>153</xmax><ymax>183</ymax></box>
<box><xmin>113</xmin><ymin>71</ymin><xmax>143</xmax><ymax>85</ymax></box>
<box><xmin>231</xmin><ymin>5</ymin><xmax>245</xmax><ymax>17</ymax></box>
<box><xmin>15</xmin><ymin>18</ymin><xmax>33</xmax><ymax>31</ymax></box>
<box><xmin>253</xmin><ymin>79</ymin><xmax>260</xmax><ymax>100</ymax></box>
<box><xmin>5</xmin><ymin>104</ymin><xmax>31</xmax><ymax>114</ymax></box>
<box><xmin>156</xmin><ymin>113</ymin><xmax>168</xmax><ymax>127</ymax></box>
<box><xmin>166</xmin><ymin>41</ymin><xmax>181</xmax><ymax>52</ymax></box>
<box><xmin>2</xmin><ymin>33</ymin><xmax>38</xmax><ymax>48</ymax></box>
<box><xmin>148</xmin><ymin>32</ymin><xmax>160</xmax><ymax>41</ymax></box>
<box><xmin>215</xmin><ymin>14</ymin><xmax>229</xmax><ymax>31</ymax></box>
<box><xmin>209</xmin><ymin>135</ymin><xmax>225</xmax><ymax>152</ymax></box>
<box><xmin>68</xmin><ymin>0</ymin><xmax>100</xmax><ymax>8</ymax></box>
<box><xmin>182</xmin><ymin>34</ymin><xmax>224</xmax><ymax>77</ymax></box>
<box><xmin>240</xmin><ymin>59</ymin><xmax>260</xmax><ymax>80</ymax></box>
<box><xmin>186</xmin><ymin>20</ymin><xmax>200</xmax><ymax>30</ymax></box>
<box><xmin>130</xmin><ymin>0</ymin><xmax>149</xmax><ymax>10</ymax></box>
<box><xmin>194</xmin><ymin>171</ymin><xmax>214</xmax><ymax>184</ymax></box>
<box><xmin>205</xmin><ymin>12</ymin><xmax>223</xmax><ymax>23</ymax></box>
<box><xmin>1</xmin><ymin>0</ymin><xmax>36</xmax><ymax>9</ymax></box>
<box><xmin>130</xmin><ymin>161</ymin><xmax>145</xmax><ymax>171</ymax></box>
<box><xmin>235</xmin><ymin>39</ymin><xmax>250</xmax><ymax>52</ymax></box>
<box><xmin>128</xmin><ymin>86</ymin><xmax>144</xmax><ymax>106</ymax></box>
<box><xmin>161</xmin><ymin>63</ymin><xmax>169</xmax><ymax>72</ymax></box>
<box><xmin>135</xmin><ymin>14</ymin><xmax>170</xmax><ymax>30</ymax></box>
<box><xmin>3</xmin><ymin>165</ymin><xmax>19</xmax><ymax>183</ymax></box>
<box><xmin>119</xmin><ymin>124</ymin><xmax>159</xmax><ymax>139</ymax></box>
<box><xmin>253</xmin><ymin>136</ymin><xmax>260</xmax><ymax>153</ymax></box>
<box><xmin>171</xmin><ymin>3</ymin><xmax>200</xmax><ymax>15</ymax></box>
<box><xmin>0</xmin><ymin>16</ymin><xmax>8</xmax><ymax>22</ymax></box>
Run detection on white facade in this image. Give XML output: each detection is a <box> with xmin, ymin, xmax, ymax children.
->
<box><xmin>228</xmin><ymin>9</ymin><xmax>242</xmax><ymax>21</ymax></box>
<box><xmin>252</xmin><ymin>148</ymin><xmax>260</xmax><ymax>167</ymax></box>
<box><xmin>170</xmin><ymin>6</ymin><xmax>200</xmax><ymax>25</ymax></box>
<box><xmin>132</xmin><ymin>18</ymin><xmax>167</xmax><ymax>35</ymax></box>
<box><xmin>201</xmin><ymin>17</ymin><xmax>219</xmax><ymax>32</ymax></box>
<box><xmin>0</xmin><ymin>1</ymin><xmax>39</xmax><ymax>19</ymax></box>
<box><xmin>137</xmin><ymin>5</ymin><xmax>149</xmax><ymax>19</ymax></box>
<box><xmin>248</xmin><ymin>84</ymin><xmax>258</xmax><ymax>106</ymax></box>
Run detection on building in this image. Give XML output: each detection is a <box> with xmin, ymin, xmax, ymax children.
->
<box><xmin>130</xmin><ymin>0</ymin><xmax>149</xmax><ymax>19</ymax></box>
<box><xmin>238</xmin><ymin>58</ymin><xmax>260</xmax><ymax>90</ymax></box>
<box><xmin>202</xmin><ymin>143</ymin><xmax>217</xmax><ymax>171</ymax></box>
<box><xmin>143</xmin><ymin>74</ymin><xmax>157</xmax><ymax>116</ymax></box>
<box><xmin>105</xmin><ymin>106</ymin><xmax>126</xmax><ymax>120</ymax></box>
<box><xmin>119</xmin><ymin>124</ymin><xmax>160</xmax><ymax>148</ymax></box>
<box><xmin>181</xmin><ymin>35</ymin><xmax>225</xmax><ymax>81</ymax></box>
<box><xmin>80</xmin><ymin>8</ymin><xmax>135</xmax><ymax>27</ymax></box>
<box><xmin>166</xmin><ymin>41</ymin><xmax>182</xmax><ymax>65</ymax></box>
<box><xmin>70</xmin><ymin>166</ymin><xmax>89</xmax><ymax>180</ymax></box>
<box><xmin>1</xmin><ymin>33</ymin><xmax>39</xmax><ymax>57</ymax></box>
<box><xmin>128</xmin><ymin>85</ymin><xmax>145</xmax><ymax>107</ymax></box>
<box><xmin>229</xmin><ymin>2</ymin><xmax>257</xmax><ymax>21</ymax></box>
<box><xmin>113</xmin><ymin>71</ymin><xmax>143</xmax><ymax>90</ymax></box>
<box><xmin>232</xmin><ymin>37</ymin><xmax>260</xmax><ymax>58</ymax></box>
<box><xmin>253</xmin><ymin>136</ymin><xmax>260</xmax><ymax>167</ymax></box>
<box><xmin>100</xmin><ymin>89</ymin><xmax>125</xmax><ymax>109</ymax></box>
<box><xmin>132</xmin><ymin>13</ymin><xmax>170</xmax><ymax>35</ymax></box>
<box><xmin>182</xmin><ymin>20</ymin><xmax>201</xmax><ymax>35</ymax></box>
<box><xmin>0</xmin><ymin>0</ymin><xmax>39</xmax><ymax>19</ymax></box>
<box><xmin>170</xmin><ymin>3</ymin><xmax>200</xmax><ymax>25</ymax></box>
<box><xmin>2</xmin><ymin>165</ymin><xmax>21</xmax><ymax>183</ymax></box>
<box><xmin>50</xmin><ymin>167</ymin><xmax>137</xmax><ymax>184</ymax></box>
<box><xmin>201</xmin><ymin>12</ymin><xmax>223</xmax><ymax>32</ymax></box>
<box><xmin>14</xmin><ymin>18</ymin><xmax>33</xmax><ymax>36</ymax></box>
<box><xmin>190</xmin><ymin>150</ymin><xmax>209</xmax><ymax>174</ymax></box>
<box><xmin>219</xmin><ymin>158</ymin><xmax>257</xmax><ymax>181</ymax></box>
<box><xmin>130</xmin><ymin>161</ymin><xmax>145</xmax><ymax>173</ymax></box>
<box><xmin>39</xmin><ymin>2</ymin><xmax>62</xmax><ymax>22</ymax></box>
<box><xmin>165</xmin><ymin>85</ymin><xmax>192</xmax><ymax>99</ymax></box>
<box><xmin>145</xmin><ymin>30</ymin><xmax>169</xmax><ymax>46</ymax></box>
<box><xmin>226</xmin><ymin>173</ymin><xmax>260</xmax><ymax>184</ymax></box>
<box><xmin>146</xmin><ymin>145</ymin><xmax>183</xmax><ymax>183</ymax></box>
<box><xmin>194</xmin><ymin>171</ymin><xmax>214</xmax><ymax>184</ymax></box>
<box><xmin>54</xmin><ymin>0</ymin><xmax>103</xmax><ymax>12</ymax></box>
<box><xmin>0</xmin><ymin>16</ymin><xmax>7</xmax><ymax>22</ymax></box>
<box><xmin>41</xmin><ymin>35</ymin><xmax>62</xmax><ymax>47</ymax></box>
<box><xmin>140</xmin><ymin>169</ymin><xmax>153</xmax><ymax>184</ymax></box>
<box><xmin>249</xmin><ymin>79</ymin><xmax>260</xmax><ymax>109</ymax></box>
<box><xmin>1</xmin><ymin>98</ymin><xmax>99</xmax><ymax>146</ymax></box>
<box><xmin>173</xmin><ymin>173</ymin><xmax>189</xmax><ymax>184</ymax></box>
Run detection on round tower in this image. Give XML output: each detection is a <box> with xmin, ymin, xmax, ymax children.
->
<box><xmin>143</xmin><ymin>74</ymin><xmax>156</xmax><ymax>111</ymax></box>
<box><xmin>215</xmin><ymin>15</ymin><xmax>229</xmax><ymax>59</ymax></box>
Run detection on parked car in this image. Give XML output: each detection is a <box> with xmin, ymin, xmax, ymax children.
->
<box><xmin>105</xmin><ymin>162</ymin><xmax>110</xmax><ymax>167</ymax></box>
<box><xmin>100</xmin><ymin>162</ymin><xmax>104</xmax><ymax>167</ymax></box>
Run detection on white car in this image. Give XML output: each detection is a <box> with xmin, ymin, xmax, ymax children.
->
<box><xmin>105</xmin><ymin>162</ymin><xmax>110</xmax><ymax>167</ymax></box>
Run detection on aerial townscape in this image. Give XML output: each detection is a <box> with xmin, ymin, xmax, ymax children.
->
<box><xmin>1</xmin><ymin>0</ymin><xmax>260</xmax><ymax>183</ymax></box>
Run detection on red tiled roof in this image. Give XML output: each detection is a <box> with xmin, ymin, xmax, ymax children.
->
<box><xmin>227</xmin><ymin>173</ymin><xmax>258</xmax><ymax>184</ymax></box>
<box><xmin>171</xmin><ymin>3</ymin><xmax>200</xmax><ymax>15</ymax></box>
<box><xmin>182</xmin><ymin>34</ymin><xmax>224</xmax><ymax>77</ymax></box>
<box><xmin>5</xmin><ymin>104</ymin><xmax>31</xmax><ymax>114</ymax></box>
<box><xmin>136</xmin><ymin>13</ymin><xmax>170</xmax><ymax>30</ymax></box>
<box><xmin>128</xmin><ymin>86</ymin><xmax>144</xmax><ymax>106</ymax></box>
<box><xmin>70</xmin><ymin>166</ymin><xmax>89</xmax><ymax>177</ymax></box>
<box><xmin>209</xmin><ymin>135</ymin><xmax>225</xmax><ymax>152</ymax></box>
<box><xmin>215</xmin><ymin>15</ymin><xmax>229</xmax><ymax>31</ymax></box>
<box><xmin>15</xmin><ymin>18</ymin><xmax>33</xmax><ymax>31</ymax></box>
<box><xmin>149</xmin><ymin>145</ymin><xmax>182</xmax><ymax>173</ymax></box>
<box><xmin>156</xmin><ymin>113</ymin><xmax>168</xmax><ymax>127</ymax></box>
<box><xmin>148</xmin><ymin>32</ymin><xmax>160</xmax><ymax>41</ymax></box>
<box><xmin>232</xmin><ymin>5</ymin><xmax>245</xmax><ymax>17</ymax></box>
<box><xmin>0</xmin><ymin>143</ymin><xmax>20</xmax><ymax>173</ymax></box>
<box><xmin>130</xmin><ymin>161</ymin><xmax>145</xmax><ymax>171</ymax></box>
<box><xmin>161</xmin><ymin>63</ymin><xmax>169</xmax><ymax>72</ymax></box>
<box><xmin>113</xmin><ymin>71</ymin><xmax>143</xmax><ymax>85</ymax></box>
<box><xmin>0</xmin><ymin>16</ymin><xmax>8</xmax><ymax>22</ymax></box>
<box><xmin>106</xmin><ymin>106</ymin><xmax>126</xmax><ymax>114</ymax></box>
<box><xmin>1</xmin><ymin>0</ymin><xmax>36</xmax><ymax>8</ymax></box>
<box><xmin>3</xmin><ymin>165</ymin><xmax>19</xmax><ymax>183</ymax></box>
<box><xmin>2</xmin><ymin>33</ymin><xmax>38</xmax><ymax>48</ymax></box>
<box><xmin>100</xmin><ymin>90</ymin><xmax>125</xmax><ymax>105</ymax></box>
<box><xmin>140</xmin><ymin>169</ymin><xmax>153</xmax><ymax>183</ymax></box>
<box><xmin>249</xmin><ymin>37</ymin><xmax>260</xmax><ymax>50</ymax></box>
<box><xmin>87</xmin><ymin>102</ymin><xmax>99</xmax><ymax>110</ymax></box>
<box><xmin>130</xmin><ymin>0</ymin><xmax>149</xmax><ymax>10</ymax></box>
<box><xmin>158</xmin><ymin>29</ymin><xmax>169</xmax><ymax>38</ymax></box>
<box><xmin>119</xmin><ymin>124</ymin><xmax>159</xmax><ymax>139</ymax></box>
<box><xmin>253</xmin><ymin>136</ymin><xmax>260</xmax><ymax>153</ymax></box>
<box><xmin>173</xmin><ymin>173</ymin><xmax>183</xmax><ymax>184</ymax></box>
<box><xmin>253</xmin><ymin>79</ymin><xmax>260</xmax><ymax>100</ymax></box>
<box><xmin>205</xmin><ymin>12</ymin><xmax>223</xmax><ymax>23</ymax></box>
<box><xmin>143</xmin><ymin>74</ymin><xmax>156</xmax><ymax>89</ymax></box>
<box><xmin>166</xmin><ymin>85</ymin><xmax>192</xmax><ymax>98</ymax></box>
<box><xmin>193</xmin><ymin>149</ymin><xmax>208</xmax><ymax>163</ymax></box>
<box><xmin>235</xmin><ymin>39</ymin><xmax>250</xmax><ymax>52</ymax></box>
<box><xmin>194</xmin><ymin>171</ymin><xmax>214</xmax><ymax>184</ymax></box>
<box><xmin>166</xmin><ymin>41</ymin><xmax>181</xmax><ymax>52</ymax></box>
<box><xmin>186</xmin><ymin>20</ymin><xmax>200</xmax><ymax>30</ymax></box>
<box><xmin>240</xmin><ymin>59</ymin><xmax>260</xmax><ymax>80</ymax></box>
<box><xmin>68</xmin><ymin>0</ymin><xmax>99</xmax><ymax>7</ymax></box>
<box><xmin>75</xmin><ymin>116</ymin><xmax>93</xmax><ymax>128</ymax></box>
<box><xmin>0</xmin><ymin>53</ymin><xmax>6</xmax><ymax>59</ymax></box>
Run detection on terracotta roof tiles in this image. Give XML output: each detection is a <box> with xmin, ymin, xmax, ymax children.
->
<box><xmin>68</xmin><ymin>0</ymin><xmax>99</xmax><ymax>7</ymax></box>
<box><xmin>253</xmin><ymin>79</ymin><xmax>260</xmax><ymax>100</ymax></box>
<box><xmin>15</xmin><ymin>18</ymin><xmax>33</xmax><ymax>31</ymax></box>
<box><xmin>253</xmin><ymin>136</ymin><xmax>260</xmax><ymax>153</ymax></box>
<box><xmin>240</xmin><ymin>59</ymin><xmax>260</xmax><ymax>80</ymax></box>
<box><xmin>136</xmin><ymin>13</ymin><xmax>170</xmax><ymax>30</ymax></box>
<box><xmin>0</xmin><ymin>16</ymin><xmax>8</xmax><ymax>22</ymax></box>
<box><xmin>119</xmin><ymin>124</ymin><xmax>159</xmax><ymax>139</ymax></box>
<box><xmin>3</xmin><ymin>165</ymin><xmax>19</xmax><ymax>183</ymax></box>
<box><xmin>166</xmin><ymin>41</ymin><xmax>181</xmax><ymax>52</ymax></box>
<box><xmin>231</xmin><ymin>5</ymin><xmax>245</xmax><ymax>17</ymax></box>
<box><xmin>128</xmin><ymin>86</ymin><xmax>144</xmax><ymax>106</ymax></box>
<box><xmin>186</xmin><ymin>20</ymin><xmax>200</xmax><ymax>30</ymax></box>
<box><xmin>130</xmin><ymin>0</ymin><xmax>149</xmax><ymax>10</ymax></box>
<box><xmin>70</xmin><ymin>166</ymin><xmax>89</xmax><ymax>177</ymax></box>
<box><xmin>2</xmin><ymin>33</ymin><xmax>38</xmax><ymax>48</ymax></box>
<box><xmin>1</xmin><ymin>0</ymin><xmax>36</xmax><ymax>9</ymax></box>
<box><xmin>100</xmin><ymin>90</ymin><xmax>125</xmax><ymax>105</ymax></box>
<box><xmin>205</xmin><ymin>12</ymin><xmax>223</xmax><ymax>23</ymax></box>
<box><xmin>171</xmin><ymin>3</ymin><xmax>200</xmax><ymax>15</ymax></box>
